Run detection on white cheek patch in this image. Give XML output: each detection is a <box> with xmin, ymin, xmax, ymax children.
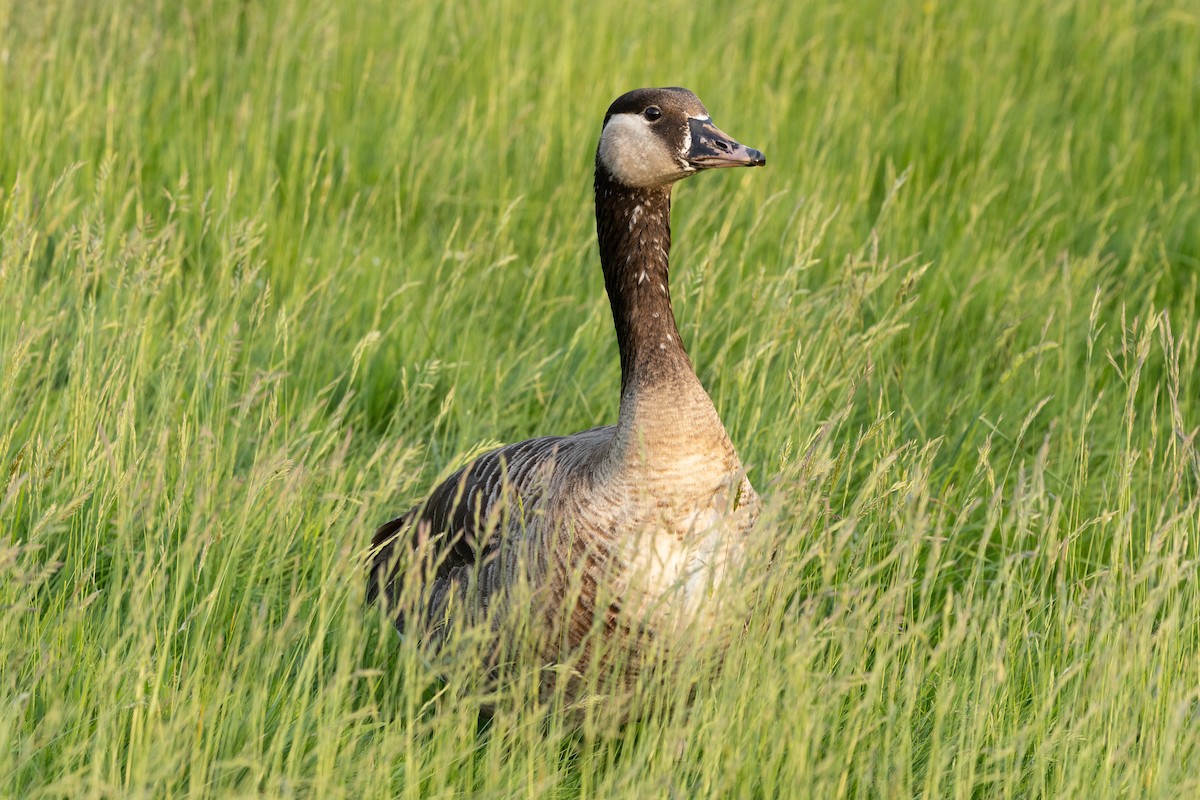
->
<box><xmin>598</xmin><ymin>114</ymin><xmax>683</xmax><ymax>188</ymax></box>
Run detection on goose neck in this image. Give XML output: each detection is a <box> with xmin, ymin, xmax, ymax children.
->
<box><xmin>594</xmin><ymin>172</ymin><xmax>692</xmax><ymax>396</ymax></box>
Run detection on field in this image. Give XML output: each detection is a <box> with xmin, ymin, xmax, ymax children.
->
<box><xmin>3</xmin><ymin>0</ymin><xmax>1200</xmax><ymax>796</ymax></box>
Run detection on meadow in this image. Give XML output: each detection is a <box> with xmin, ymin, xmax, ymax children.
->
<box><xmin>3</xmin><ymin>0</ymin><xmax>1199</xmax><ymax>796</ymax></box>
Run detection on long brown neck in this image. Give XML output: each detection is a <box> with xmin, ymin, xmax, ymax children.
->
<box><xmin>594</xmin><ymin>168</ymin><xmax>693</xmax><ymax>397</ymax></box>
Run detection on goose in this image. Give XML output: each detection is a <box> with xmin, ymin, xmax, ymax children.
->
<box><xmin>368</xmin><ymin>87</ymin><xmax>765</xmax><ymax>705</ymax></box>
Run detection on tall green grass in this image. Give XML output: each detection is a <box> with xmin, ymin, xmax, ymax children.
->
<box><xmin>3</xmin><ymin>0</ymin><xmax>1199</xmax><ymax>795</ymax></box>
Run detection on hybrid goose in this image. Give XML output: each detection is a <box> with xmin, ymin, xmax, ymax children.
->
<box><xmin>369</xmin><ymin>87</ymin><xmax>765</xmax><ymax>703</ymax></box>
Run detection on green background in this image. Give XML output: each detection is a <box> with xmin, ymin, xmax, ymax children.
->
<box><xmin>2</xmin><ymin>0</ymin><xmax>1198</xmax><ymax>796</ymax></box>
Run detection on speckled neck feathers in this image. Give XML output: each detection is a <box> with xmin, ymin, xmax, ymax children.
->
<box><xmin>594</xmin><ymin>167</ymin><xmax>692</xmax><ymax>396</ymax></box>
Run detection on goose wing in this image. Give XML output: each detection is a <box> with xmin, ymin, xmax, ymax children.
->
<box><xmin>367</xmin><ymin>428</ymin><xmax>610</xmax><ymax>640</ymax></box>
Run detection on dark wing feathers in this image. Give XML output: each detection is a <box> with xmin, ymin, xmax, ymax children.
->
<box><xmin>367</xmin><ymin>435</ymin><xmax>570</xmax><ymax>632</ymax></box>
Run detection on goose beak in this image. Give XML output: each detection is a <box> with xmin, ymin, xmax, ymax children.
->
<box><xmin>685</xmin><ymin>117</ymin><xmax>766</xmax><ymax>170</ymax></box>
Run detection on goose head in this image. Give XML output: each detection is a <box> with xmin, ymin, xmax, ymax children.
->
<box><xmin>596</xmin><ymin>87</ymin><xmax>766</xmax><ymax>189</ymax></box>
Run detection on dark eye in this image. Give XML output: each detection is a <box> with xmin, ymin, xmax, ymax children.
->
<box><xmin>643</xmin><ymin>106</ymin><xmax>662</xmax><ymax>122</ymax></box>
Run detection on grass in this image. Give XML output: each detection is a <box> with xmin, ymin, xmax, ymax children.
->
<box><xmin>2</xmin><ymin>0</ymin><xmax>1199</xmax><ymax>796</ymax></box>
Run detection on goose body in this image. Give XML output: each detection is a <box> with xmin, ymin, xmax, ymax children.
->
<box><xmin>369</xmin><ymin>87</ymin><xmax>765</xmax><ymax>701</ymax></box>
